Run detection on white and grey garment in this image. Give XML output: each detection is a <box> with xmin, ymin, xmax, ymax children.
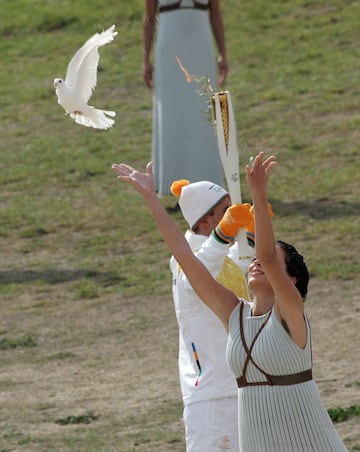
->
<box><xmin>226</xmin><ymin>301</ymin><xmax>348</xmax><ymax>452</ymax></box>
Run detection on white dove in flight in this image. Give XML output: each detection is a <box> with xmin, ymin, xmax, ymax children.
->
<box><xmin>54</xmin><ymin>25</ymin><xmax>117</xmax><ymax>130</ymax></box>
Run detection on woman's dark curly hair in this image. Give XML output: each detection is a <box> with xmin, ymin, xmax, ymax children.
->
<box><xmin>276</xmin><ymin>240</ymin><xmax>309</xmax><ymax>301</ymax></box>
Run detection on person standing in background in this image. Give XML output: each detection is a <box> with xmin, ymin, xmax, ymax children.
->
<box><xmin>143</xmin><ymin>0</ymin><xmax>228</xmax><ymax>195</ymax></box>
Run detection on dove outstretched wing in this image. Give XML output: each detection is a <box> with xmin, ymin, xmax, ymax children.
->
<box><xmin>64</xmin><ymin>25</ymin><xmax>117</xmax><ymax>103</ymax></box>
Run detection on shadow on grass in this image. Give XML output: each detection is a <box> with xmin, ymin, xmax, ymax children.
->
<box><xmin>0</xmin><ymin>269</ymin><xmax>124</xmax><ymax>286</ymax></box>
<box><xmin>270</xmin><ymin>199</ymin><xmax>360</xmax><ymax>219</ymax></box>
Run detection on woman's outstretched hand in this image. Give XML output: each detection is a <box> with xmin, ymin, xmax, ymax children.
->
<box><xmin>245</xmin><ymin>151</ymin><xmax>277</xmax><ymax>199</ymax></box>
<box><xmin>112</xmin><ymin>162</ymin><xmax>155</xmax><ymax>198</ymax></box>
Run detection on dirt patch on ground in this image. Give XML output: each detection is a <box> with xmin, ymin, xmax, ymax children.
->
<box><xmin>305</xmin><ymin>279</ymin><xmax>360</xmax><ymax>448</ymax></box>
<box><xmin>0</xmin><ymin>275</ymin><xmax>358</xmax><ymax>450</ymax></box>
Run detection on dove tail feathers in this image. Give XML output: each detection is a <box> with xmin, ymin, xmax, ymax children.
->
<box><xmin>70</xmin><ymin>108</ymin><xmax>116</xmax><ymax>130</ymax></box>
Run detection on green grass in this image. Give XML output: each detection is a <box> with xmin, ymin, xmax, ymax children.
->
<box><xmin>0</xmin><ymin>0</ymin><xmax>359</xmax><ymax>450</ymax></box>
<box><xmin>55</xmin><ymin>412</ymin><xmax>99</xmax><ymax>425</ymax></box>
<box><xmin>0</xmin><ymin>336</ymin><xmax>37</xmax><ymax>350</ymax></box>
<box><xmin>328</xmin><ymin>405</ymin><xmax>360</xmax><ymax>423</ymax></box>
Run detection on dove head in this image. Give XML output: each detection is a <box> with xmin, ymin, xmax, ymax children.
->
<box><xmin>53</xmin><ymin>78</ymin><xmax>64</xmax><ymax>88</ymax></box>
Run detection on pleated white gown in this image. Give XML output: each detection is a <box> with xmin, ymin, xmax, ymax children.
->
<box><xmin>227</xmin><ymin>302</ymin><xmax>348</xmax><ymax>452</ymax></box>
<box><xmin>153</xmin><ymin>0</ymin><xmax>224</xmax><ymax>195</ymax></box>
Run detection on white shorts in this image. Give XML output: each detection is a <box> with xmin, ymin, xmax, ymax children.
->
<box><xmin>183</xmin><ymin>396</ymin><xmax>239</xmax><ymax>451</ymax></box>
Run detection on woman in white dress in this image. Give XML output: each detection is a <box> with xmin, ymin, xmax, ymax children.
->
<box><xmin>143</xmin><ymin>0</ymin><xmax>228</xmax><ymax>195</ymax></box>
<box><xmin>112</xmin><ymin>151</ymin><xmax>348</xmax><ymax>451</ymax></box>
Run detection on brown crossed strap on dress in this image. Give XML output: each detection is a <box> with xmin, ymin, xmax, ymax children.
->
<box><xmin>236</xmin><ymin>303</ymin><xmax>313</xmax><ymax>388</ymax></box>
<box><xmin>159</xmin><ymin>1</ymin><xmax>209</xmax><ymax>13</ymax></box>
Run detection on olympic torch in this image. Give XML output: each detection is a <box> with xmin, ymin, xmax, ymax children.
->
<box><xmin>175</xmin><ymin>57</ymin><xmax>253</xmax><ymax>259</ymax></box>
<box><xmin>211</xmin><ymin>91</ymin><xmax>252</xmax><ymax>259</ymax></box>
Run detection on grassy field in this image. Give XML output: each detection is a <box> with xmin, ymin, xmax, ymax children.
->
<box><xmin>0</xmin><ymin>0</ymin><xmax>359</xmax><ymax>450</ymax></box>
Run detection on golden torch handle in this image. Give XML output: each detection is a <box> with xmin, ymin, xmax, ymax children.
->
<box><xmin>211</xmin><ymin>91</ymin><xmax>253</xmax><ymax>260</ymax></box>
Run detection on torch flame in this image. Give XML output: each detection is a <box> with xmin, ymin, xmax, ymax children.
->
<box><xmin>175</xmin><ymin>56</ymin><xmax>198</xmax><ymax>83</ymax></box>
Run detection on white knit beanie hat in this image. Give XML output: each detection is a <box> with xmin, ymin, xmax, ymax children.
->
<box><xmin>170</xmin><ymin>179</ymin><xmax>229</xmax><ymax>229</ymax></box>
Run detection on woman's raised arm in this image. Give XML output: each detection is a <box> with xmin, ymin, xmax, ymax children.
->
<box><xmin>112</xmin><ymin>161</ymin><xmax>238</xmax><ymax>328</ymax></box>
<box><xmin>246</xmin><ymin>152</ymin><xmax>307</xmax><ymax>347</ymax></box>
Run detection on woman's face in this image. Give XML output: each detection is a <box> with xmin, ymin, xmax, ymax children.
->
<box><xmin>247</xmin><ymin>257</ymin><xmax>267</xmax><ymax>290</ymax></box>
<box><xmin>247</xmin><ymin>245</ymin><xmax>287</xmax><ymax>290</ymax></box>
